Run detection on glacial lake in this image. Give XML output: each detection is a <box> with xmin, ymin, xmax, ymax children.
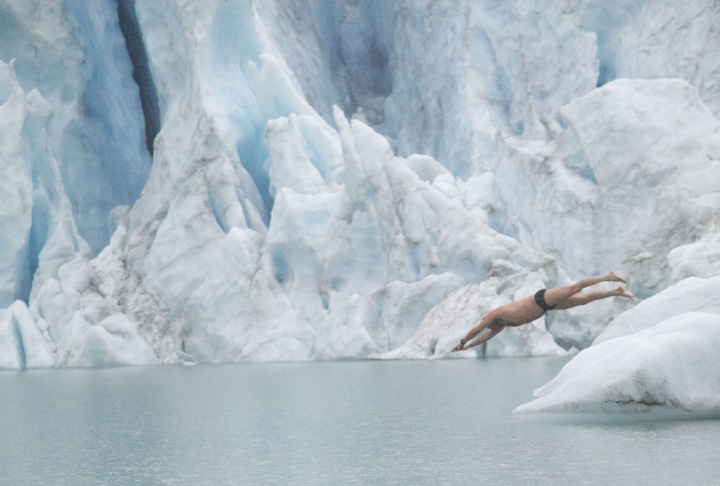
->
<box><xmin>2</xmin><ymin>358</ymin><xmax>719</xmax><ymax>485</ymax></box>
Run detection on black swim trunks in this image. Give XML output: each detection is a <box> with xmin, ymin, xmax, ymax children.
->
<box><xmin>534</xmin><ymin>289</ymin><xmax>555</xmax><ymax>313</ymax></box>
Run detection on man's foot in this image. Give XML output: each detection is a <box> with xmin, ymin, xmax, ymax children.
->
<box><xmin>616</xmin><ymin>287</ymin><xmax>634</xmax><ymax>300</ymax></box>
<box><xmin>608</xmin><ymin>271</ymin><xmax>626</xmax><ymax>283</ymax></box>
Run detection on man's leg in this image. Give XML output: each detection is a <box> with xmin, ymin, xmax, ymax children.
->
<box><xmin>553</xmin><ymin>287</ymin><xmax>634</xmax><ymax>310</ymax></box>
<box><xmin>543</xmin><ymin>272</ymin><xmax>626</xmax><ymax>308</ymax></box>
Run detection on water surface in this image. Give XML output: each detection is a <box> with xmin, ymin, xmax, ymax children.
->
<box><xmin>1</xmin><ymin>358</ymin><xmax>718</xmax><ymax>485</ymax></box>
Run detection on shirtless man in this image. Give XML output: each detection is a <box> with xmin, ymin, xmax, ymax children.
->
<box><xmin>452</xmin><ymin>272</ymin><xmax>634</xmax><ymax>352</ymax></box>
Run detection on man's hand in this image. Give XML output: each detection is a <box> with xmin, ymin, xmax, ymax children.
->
<box><xmin>452</xmin><ymin>342</ymin><xmax>466</xmax><ymax>352</ymax></box>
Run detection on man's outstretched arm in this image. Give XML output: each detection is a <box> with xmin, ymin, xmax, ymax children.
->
<box><xmin>457</xmin><ymin>325</ymin><xmax>504</xmax><ymax>351</ymax></box>
<box><xmin>452</xmin><ymin>312</ymin><xmax>501</xmax><ymax>352</ymax></box>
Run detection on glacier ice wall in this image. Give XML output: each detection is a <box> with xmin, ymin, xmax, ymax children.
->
<box><xmin>0</xmin><ymin>0</ymin><xmax>151</xmax><ymax>253</ymax></box>
<box><xmin>1</xmin><ymin>0</ymin><xmax>719</xmax><ymax>368</ymax></box>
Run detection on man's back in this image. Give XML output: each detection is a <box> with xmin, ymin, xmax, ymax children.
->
<box><xmin>494</xmin><ymin>296</ymin><xmax>545</xmax><ymax>327</ymax></box>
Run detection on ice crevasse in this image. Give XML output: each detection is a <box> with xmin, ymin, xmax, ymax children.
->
<box><xmin>0</xmin><ymin>0</ymin><xmax>719</xmax><ymax>387</ymax></box>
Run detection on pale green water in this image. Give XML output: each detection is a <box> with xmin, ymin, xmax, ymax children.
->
<box><xmin>1</xmin><ymin>358</ymin><xmax>719</xmax><ymax>485</ymax></box>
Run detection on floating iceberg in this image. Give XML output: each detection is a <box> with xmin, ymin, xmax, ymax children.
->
<box><xmin>515</xmin><ymin>277</ymin><xmax>720</xmax><ymax>414</ymax></box>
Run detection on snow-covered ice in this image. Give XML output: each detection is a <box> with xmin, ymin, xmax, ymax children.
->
<box><xmin>0</xmin><ymin>0</ymin><xmax>719</xmax><ymax>369</ymax></box>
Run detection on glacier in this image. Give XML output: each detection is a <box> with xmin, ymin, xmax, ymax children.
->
<box><xmin>0</xmin><ymin>0</ymin><xmax>719</xmax><ymax>379</ymax></box>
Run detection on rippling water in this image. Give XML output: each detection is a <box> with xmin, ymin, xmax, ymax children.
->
<box><xmin>1</xmin><ymin>358</ymin><xmax>718</xmax><ymax>485</ymax></box>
